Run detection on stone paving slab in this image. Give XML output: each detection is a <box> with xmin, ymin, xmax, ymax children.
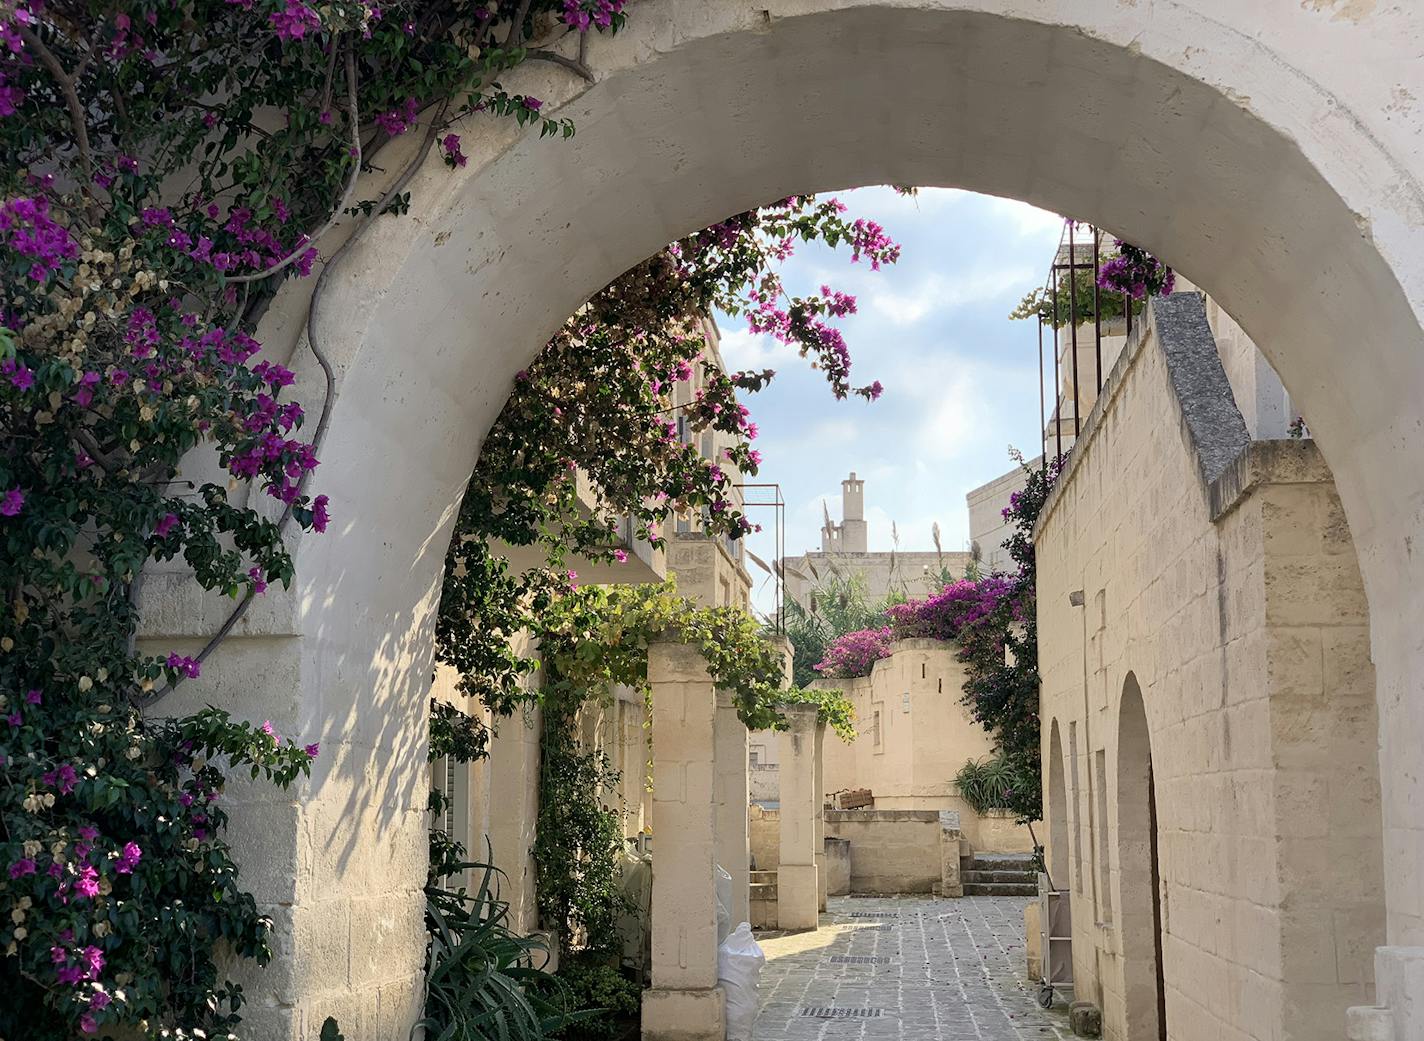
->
<box><xmin>752</xmin><ymin>895</ymin><xmax>1073</xmax><ymax>1041</ymax></box>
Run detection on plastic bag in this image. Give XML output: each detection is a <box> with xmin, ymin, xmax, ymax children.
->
<box><xmin>718</xmin><ymin>922</ymin><xmax>765</xmax><ymax>1041</ymax></box>
<box><xmin>714</xmin><ymin>864</ymin><xmax>734</xmax><ymax>945</ymax></box>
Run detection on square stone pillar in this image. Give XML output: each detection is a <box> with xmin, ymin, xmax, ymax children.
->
<box><xmin>778</xmin><ymin>703</ymin><xmax>820</xmax><ymax>931</ymax></box>
<box><xmin>642</xmin><ymin>640</ymin><xmax>725</xmax><ymax>1041</ymax></box>
<box><xmin>814</xmin><ymin>721</ymin><xmax>827</xmax><ymax>913</ymax></box>
<box><xmin>939</xmin><ymin>810</ymin><xmax>964</xmax><ymax>898</ymax></box>
<box><xmin>714</xmin><ymin>690</ymin><xmax>751</xmax><ymax>927</ymax></box>
<box><xmin>485</xmin><ymin>704</ymin><xmax>542</xmax><ymax>935</ymax></box>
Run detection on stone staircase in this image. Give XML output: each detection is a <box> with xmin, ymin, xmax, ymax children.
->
<box><xmin>959</xmin><ymin>851</ymin><xmax>1038</xmax><ymax>897</ymax></box>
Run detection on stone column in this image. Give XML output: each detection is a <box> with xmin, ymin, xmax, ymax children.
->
<box><xmin>814</xmin><ymin>720</ymin><xmax>827</xmax><ymax>912</ymax></box>
<box><xmin>714</xmin><ymin>690</ymin><xmax>751</xmax><ymax>927</ymax></box>
<box><xmin>486</xmin><ymin>704</ymin><xmax>542</xmax><ymax>936</ymax></box>
<box><xmin>939</xmin><ymin>810</ymin><xmax>964</xmax><ymax>898</ymax></box>
<box><xmin>778</xmin><ymin>703</ymin><xmax>820</xmax><ymax>931</ymax></box>
<box><xmin>642</xmin><ymin>640</ymin><xmax>725</xmax><ymax>1041</ymax></box>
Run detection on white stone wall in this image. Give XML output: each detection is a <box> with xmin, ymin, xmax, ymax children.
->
<box><xmin>966</xmin><ymin>462</ymin><xmax>1034</xmax><ymax>573</ymax></box>
<box><xmin>1037</xmin><ymin>301</ymin><xmax>1384</xmax><ymax>1041</ymax></box>
<box><xmin>814</xmin><ymin>639</ymin><xmax>1034</xmax><ymax>853</ymax></box>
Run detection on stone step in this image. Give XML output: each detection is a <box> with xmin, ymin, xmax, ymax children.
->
<box><xmin>962</xmin><ymin>881</ymin><xmax>1039</xmax><ymax>897</ymax></box>
<box><xmin>962</xmin><ymin>852</ymin><xmax>1037</xmax><ymax>872</ymax></box>
<box><xmin>750</xmin><ymin>881</ymin><xmax>778</xmax><ymax>900</ymax></box>
<box><xmin>750</xmin><ymin>870</ymin><xmax>778</xmax><ymax>884</ymax></box>
<box><xmin>961</xmin><ymin>869</ymin><xmax>1038</xmax><ymax>885</ymax></box>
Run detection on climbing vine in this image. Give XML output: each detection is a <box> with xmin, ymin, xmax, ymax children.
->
<box><xmin>522</xmin><ymin>579</ymin><xmax>852</xmax><ymax>955</ymax></box>
<box><xmin>0</xmin><ymin>0</ymin><xmax>630</xmax><ymax>1034</ymax></box>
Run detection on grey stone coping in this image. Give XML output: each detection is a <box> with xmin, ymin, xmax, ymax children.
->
<box><xmin>1035</xmin><ymin>292</ymin><xmax>1251</xmax><ymax>539</ymax></box>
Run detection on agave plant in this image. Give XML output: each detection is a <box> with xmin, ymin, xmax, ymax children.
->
<box><xmin>416</xmin><ymin>858</ymin><xmax>584</xmax><ymax>1041</ymax></box>
<box><xmin>954</xmin><ymin>755</ymin><xmax>1028</xmax><ymax>816</ymax></box>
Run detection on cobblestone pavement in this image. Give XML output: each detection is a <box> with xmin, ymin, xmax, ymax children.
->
<box><xmin>752</xmin><ymin>895</ymin><xmax>1073</xmax><ymax>1041</ymax></box>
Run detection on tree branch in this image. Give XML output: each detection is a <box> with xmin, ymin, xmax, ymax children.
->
<box><xmin>17</xmin><ymin>23</ymin><xmax>94</xmax><ymax>183</ymax></box>
<box><xmin>227</xmin><ymin>44</ymin><xmax>362</xmax><ymax>285</ymax></box>
<box><xmin>527</xmin><ymin>49</ymin><xmax>594</xmax><ymax>83</ymax></box>
<box><xmin>504</xmin><ymin>0</ymin><xmax>534</xmax><ymax>49</ymax></box>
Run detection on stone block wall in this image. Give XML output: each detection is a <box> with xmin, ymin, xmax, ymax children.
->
<box><xmin>1036</xmin><ymin>295</ymin><xmax>1384</xmax><ymax>1041</ymax></box>
<box><xmin>825</xmin><ymin>809</ymin><xmax>945</xmax><ymax>894</ymax></box>
<box><xmin>815</xmin><ymin>640</ymin><xmax>1033</xmax><ymax>853</ymax></box>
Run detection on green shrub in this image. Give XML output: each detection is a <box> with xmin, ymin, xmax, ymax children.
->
<box><xmin>549</xmin><ymin>955</ymin><xmax>642</xmax><ymax>1041</ymax></box>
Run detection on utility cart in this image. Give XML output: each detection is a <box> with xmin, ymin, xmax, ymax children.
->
<box><xmin>1037</xmin><ymin>873</ymin><xmax>1073</xmax><ymax>1008</ymax></box>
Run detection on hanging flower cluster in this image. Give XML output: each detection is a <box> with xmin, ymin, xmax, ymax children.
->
<box><xmin>1097</xmin><ymin>239</ymin><xmax>1175</xmax><ymax>300</ymax></box>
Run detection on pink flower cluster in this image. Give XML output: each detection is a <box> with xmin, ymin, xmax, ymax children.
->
<box><xmin>1097</xmin><ymin>240</ymin><xmax>1175</xmax><ymax>300</ymax></box>
<box><xmin>376</xmin><ymin>97</ymin><xmax>421</xmax><ymax>137</ymax></box>
<box><xmin>270</xmin><ymin>0</ymin><xmax>321</xmax><ymax>41</ymax></box>
<box><xmin>848</xmin><ymin>218</ymin><xmax>901</xmax><ymax>270</ymax></box>
<box><xmin>0</xmin><ymin>6</ymin><xmax>32</xmax><ymax>116</ymax></box>
<box><xmin>885</xmin><ymin>576</ymin><xmax>1017</xmax><ymax>642</ymax></box>
<box><xmin>815</xmin><ymin>626</ymin><xmax>894</xmax><ymax>678</ymax></box>
<box><xmin>441</xmin><ymin>133</ymin><xmax>467</xmax><ymax>168</ymax></box>
<box><xmin>561</xmin><ymin>0</ymin><xmax>625</xmax><ymax>31</ymax></box>
<box><xmin>1</xmin><ymin>196</ymin><xmax>79</xmax><ymax>283</ymax></box>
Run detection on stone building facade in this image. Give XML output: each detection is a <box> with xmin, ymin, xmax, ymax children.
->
<box><xmin>814</xmin><ymin>638</ymin><xmax>1033</xmax><ymax>853</ymax></box>
<box><xmin>782</xmin><ymin>473</ymin><xmax>970</xmax><ymax>610</ymax></box>
<box><xmin>1036</xmin><ymin>294</ymin><xmax>1383</xmax><ymax>1041</ymax></box>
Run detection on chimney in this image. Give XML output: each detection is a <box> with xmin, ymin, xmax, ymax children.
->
<box><xmin>840</xmin><ymin>472</ymin><xmax>868</xmax><ymax>553</ymax></box>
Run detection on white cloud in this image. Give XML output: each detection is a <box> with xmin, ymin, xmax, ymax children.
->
<box><xmin>981</xmin><ymin>195</ymin><xmax>1065</xmax><ymax>239</ymax></box>
<box><xmin>864</xmin><ymin>265</ymin><xmax>1037</xmax><ymax>327</ymax></box>
<box><xmin>717</xmin><ymin>325</ymin><xmax>799</xmax><ymax>370</ymax></box>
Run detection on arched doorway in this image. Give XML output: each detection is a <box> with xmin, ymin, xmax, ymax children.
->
<box><xmin>1116</xmin><ymin>674</ymin><xmax>1167</xmax><ymax>1041</ymax></box>
<box><xmin>1046</xmin><ymin>718</ymin><xmax>1069</xmax><ymax>889</ymax></box>
<box><xmin>232</xmin><ymin>4</ymin><xmax>1424</xmax><ymax>1033</ymax></box>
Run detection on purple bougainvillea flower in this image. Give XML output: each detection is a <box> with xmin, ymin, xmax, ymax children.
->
<box><xmin>0</xmin><ymin>487</ymin><xmax>23</xmax><ymax>516</ymax></box>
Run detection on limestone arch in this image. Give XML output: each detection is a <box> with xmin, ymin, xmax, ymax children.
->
<box><xmin>236</xmin><ymin>2</ymin><xmax>1424</xmax><ymax>1031</ymax></box>
<box><xmin>1046</xmin><ymin>718</ymin><xmax>1069</xmax><ymax>889</ymax></box>
<box><xmin>1116</xmin><ymin>673</ymin><xmax>1167</xmax><ymax>1041</ymax></box>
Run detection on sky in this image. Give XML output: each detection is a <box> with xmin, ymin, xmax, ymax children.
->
<box><xmin>713</xmin><ymin>186</ymin><xmax>1065</xmax><ymax>611</ymax></box>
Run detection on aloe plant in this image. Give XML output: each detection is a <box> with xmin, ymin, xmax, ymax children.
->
<box><xmin>416</xmin><ymin>859</ymin><xmax>585</xmax><ymax>1041</ymax></box>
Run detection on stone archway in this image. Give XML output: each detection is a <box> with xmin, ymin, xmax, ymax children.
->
<box><xmin>1115</xmin><ymin>674</ymin><xmax>1167</xmax><ymax>1041</ymax></box>
<box><xmin>212</xmin><ymin>4</ymin><xmax>1424</xmax><ymax>1036</ymax></box>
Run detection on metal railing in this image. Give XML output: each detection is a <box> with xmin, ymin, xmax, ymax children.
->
<box><xmin>1037</xmin><ymin>221</ymin><xmax>1137</xmax><ymax>465</ymax></box>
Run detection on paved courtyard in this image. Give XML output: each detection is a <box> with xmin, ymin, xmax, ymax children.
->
<box><xmin>753</xmin><ymin>895</ymin><xmax>1073</xmax><ymax>1041</ymax></box>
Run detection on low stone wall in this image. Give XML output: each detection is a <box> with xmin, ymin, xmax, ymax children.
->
<box><xmin>749</xmin><ymin>803</ymin><xmax>780</xmax><ymax>870</ymax></box>
<box><xmin>825</xmin><ymin>837</ymin><xmax>851</xmax><ymax>897</ymax></box>
<box><xmin>963</xmin><ymin>808</ymin><xmax>1035</xmax><ymax>855</ymax></box>
<box><xmin>826</xmin><ymin>809</ymin><xmax>943</xmax><ymax>894</ymax></box>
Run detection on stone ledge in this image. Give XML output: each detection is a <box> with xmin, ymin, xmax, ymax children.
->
<box><xmin>828</xmin><ymin>808</ymin><xmax>940</xmax><ymax>822</ymax></box>
<box><xmin>1209</xmin><ymin>438</ymin><xmax>1333</xmax><ymax>522</ymax></box>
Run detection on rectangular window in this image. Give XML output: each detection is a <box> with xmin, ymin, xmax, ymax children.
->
<box><xmin>431</xmin><ymin>753</ymin><xmax>471</xmax><ymax>892</ymax></box>
<box><xmin>872</xmin><ymin>709</ymin><xmax>883</xmax><ymax>750</ymax></box>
